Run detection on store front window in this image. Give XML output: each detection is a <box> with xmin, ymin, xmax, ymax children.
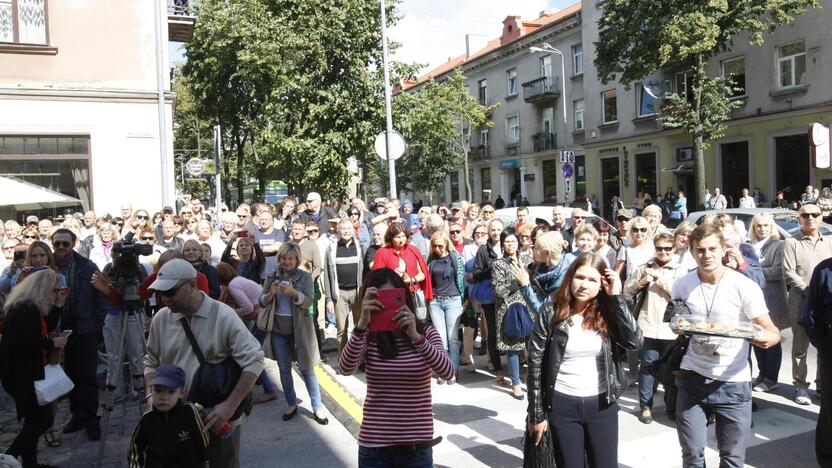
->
<box><xmin>542</xmin><ymin>159</ymin><xmax>558</xmax><ymax>203</ymax></box>
<box><xmin>775</xmin><ymin>134</ymin><xmax>809</xmax><ymax>203</ymax></box>
<box><xmin>635</xmin><ymin>153</ymin><xmax>657</xmax><ymax>198</ymax></box>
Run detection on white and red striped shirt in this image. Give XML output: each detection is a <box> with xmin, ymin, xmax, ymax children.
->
<box><xmin>340</xmin><ymin>326</ymin><xmax>454</xmax><ymax>447</ymax></box>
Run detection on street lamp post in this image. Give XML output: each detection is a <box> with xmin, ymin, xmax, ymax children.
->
<box><xmin>530</xmin><ymin>43</ymin><xmax>570</xmax><ymax>203</ymax></box>
<box><xmin>379</xmin><ymin>0</ymin><xmax>397</xmax><ymax>198</ymax></box>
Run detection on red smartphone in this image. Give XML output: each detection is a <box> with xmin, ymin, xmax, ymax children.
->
<box><xmin>237</xmin><ymin>230</ymin><xmax>249</xmax><ymax>238</ymax></box>
<box><xmin>371</xmin><ymin>288</ymin><xmax>406</xmax><ymax>332</ymax></box>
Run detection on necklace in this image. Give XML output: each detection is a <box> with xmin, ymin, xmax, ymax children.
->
<box><xmin>698</xmin><ymin>269</ymin><xmax>725</xmax><ymax>318</ymax></box>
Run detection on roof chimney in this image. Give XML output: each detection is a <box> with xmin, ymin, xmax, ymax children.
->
<box><xmin>465</xmin><ymin>33</ymin><xmax>489</xmax><ymax>58</ymax></box>
<box><xmin>500</xmin><ymin>16</ymin><xmax>525</xmax><ymax>45</ymax></box>
<box><xmin>539</xmin><ymin>10</ymin><xmax>554</xmax><ymax>18</ymax></box>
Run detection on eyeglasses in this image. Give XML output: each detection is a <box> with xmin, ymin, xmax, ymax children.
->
<box><xmin>519</xmin><ymin>235</ymin><xmax>531</xmax><ymax>240</ymax></box>
<box><xmin>349</xmin><ymin>212</ymin><xmax>360</xmax><ymax>217</ymax></box>
<box><xmin>449</xmin><ymin>230</ymin><xmax>461</xmax><ymax>234</ymax></box>
<box><xmin>24</xmin><ymin>235</ymin><xmax>37</xmax><ymax>239</ymax></box>
<box><xmin>53</xmin><ymin>241</ymin><xmax>72</xmax><ymax>248</ymax></box>
<box><xmin>632</xmin><ymin>227</ymin><xmax>649</xmax><ymax>233</ymax></box>
<box><xmin>655</xmin><ymin>246</ymin><xmax>674</xmax><ymax>252</ymax></box>
<box><xmin>137</xmin><ymin>215</ymin><xmax>148</xmax><ymax>220</ymax></box>
<box><xmin>573</xmin><ymin>216</ymin><xmax>585</xmax><ymax>220</ymax></box>
<box><xmin>482</xmin><ymin>210</ymin><xmax>494</xmax><ymax>214</ymax></box>
<box><xmin>800</xmin><ymin>212</ymin><xmax>822</xmax><ymax>219</ymax></box>
<box><xmin>141</xmin><ymin>236</ymin><xmax>155</xmax><ymax>241</ymax></box>
<box><xmin>237</xmin><ymin>214</ymin><xmax>248</xmax><ymax>219</ymax></box>
<box><xmin>474</xmin><ymin>232</ymin><xmax>487</xmax><ymax>237</ymax></box>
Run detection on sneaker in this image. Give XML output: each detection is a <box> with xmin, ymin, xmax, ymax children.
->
<box><xmin>477</xmin><ymin>347</ymin><xmax>488</xmax><ymax>356</ymax></box>
<box><xmin>437</xmin><ymin>379</ymin><xmax>445</xmax><ymax>385</ymax></box>
<box><xmin>753</xmin><ymin>375</ymin><xmax>765</xmax><ymax>387</ymax></box>
<box><xmin>446</xmin><ymin>378</ymin><xmax>456</xmax><ymax>385</ymax></box>
<box><xmin>487</xmin><ymin>362</ymin><xmax>495</xmax><ymax>371</ymax></box>
<box><xmin>753</xmin><ymin>381</ymin><xmax>778</xmax><ymax>393</ymax></box>
<box><xmin>637</xmin><ymin>408</ymin><xmax>653</xmax><ymax>424</ymax></box>
<box><xmin>794</xmin><ymin>388</ymin><xmax>812</xmax><ymax>405</ymax></box>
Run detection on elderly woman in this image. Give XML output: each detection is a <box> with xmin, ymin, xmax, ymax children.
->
<box><xmin>19</xmin><ymin>227</ymin><xmax>39</xmax><ymax>246</ymax></box>
<box><xmin>89</xmin><ymin>223</ymin><xmax>119</xmax><ymax>270</ymax></box>
<box><xmin>463</xmin><ymin>203</ymin><xmax>481</xmax><ymax>239</ymax></box>
<box><xmin>0</xmin><ymin>270</ymin><xmax>68</xmax><ymax>468</ymax></box>
<box><xmin>219</xmin><ymin>211</ymin><xmax>238</xmax><ymax>242</ymax></box>
<box><xmin>491</xmin><ymin>230</ymin><xmax>533</xmax><ymax>399</ymax></box>
<box><xmin>641</xmin><ymin>204</ymin><xmax>668</xmax><ymax>236</ymax></box>
<box><xmin>512</xmin><ymin>231</ymin><xmax>572</xmax><ymax>316</ymax></box>
<box><xmin>257</xmin><ymin>243</ymin><xmax>327</xmax><ymax>424</ymax></box>
<box><xmin>748</xmin><ymin>213</ymin><xmax>787</xmax><ymax>393</ymax></box>
<box><xmin>594</xmin><ymin>220</ymin><xmax>617</xmax><ymax>268</ymax></box>
<box><xmin>570</xmin><ymin>224</ymin><xmax>599</xmax><ymax>257</ymax></box>
<box><xmin>672</xmin><ymin>221</ymin><xmax>697</xmax><ymax>270</ymax></box>
<box><xmin>181</xmin><ymin>239</ymin><xmax>220</xmax><ymax>299</ymax></box>
<box><xmin>195</xmin><ymin>220</ymin><xmax>226</xmax><ymax>266</ymax></box>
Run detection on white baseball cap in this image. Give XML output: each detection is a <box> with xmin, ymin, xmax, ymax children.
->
<box><xmin>149</xmin><ymin>259</ymin><xmax>197</xmax><ymax>291</ymax></box>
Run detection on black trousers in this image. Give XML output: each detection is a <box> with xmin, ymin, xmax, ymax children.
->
<box><xmin>548</xmin><ymin>391</ymin><xmax>618</xmax><ymax>468</ymax></box>
<box><xmin>6</xmin><ymin>400</ymin><xmax>53</xmax><ymax>467</ymax></box>
<box><xmin>817</xmin><ymin>344</ymin><xmax>832</xmax><ymax>466</ymax></box>
<box><xmin>482</xmin><ymin>304</ymin><xmax>501</xmax><ymax>371</ymax></box>
<box><xmin>64</xmin><ymin>331</ymin><xmax>99</xmax><ymax>427</ymax></box>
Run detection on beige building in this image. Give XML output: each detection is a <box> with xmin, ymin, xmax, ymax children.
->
<box><xmin>0</xmin><ymin>0</ymin><xmax>195</xmax><ymax>220</ymax></box>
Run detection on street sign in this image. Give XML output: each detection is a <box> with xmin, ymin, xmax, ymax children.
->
<box><xmin>186</xmin><ymin>158</ymin><xmax>205</xmax><ymax>176</ymax></box>
<box><xmin>810</xmin><ymin>123</ymin><xmax>830</xmax><ymax>169</ymax></box>
<box><xmin>560</xmin><ymin>150</ymin><xmax>575</xmax><ymax>163</ymax></box>
<box><xmin>374</xmin><ymin>131</ymin><xmax>406</xmax><ymax>161</ymax></box>
<box><xmin>565</xmin><ymin>178</ymin><xmax>572</xmax><ymax>193</ymax></box>
<box><xmin>562</xmin><ymin>163</ymin><xmax>574</xmax><ymax>178</ymax></box>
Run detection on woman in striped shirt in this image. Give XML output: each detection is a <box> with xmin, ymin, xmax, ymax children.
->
<box><xmin>340</xmin><ymin>268</ymin><xmax>454</xmax><ymax>467</ymax></box>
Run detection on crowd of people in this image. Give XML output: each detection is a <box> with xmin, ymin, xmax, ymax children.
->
<box><xmin>0</xmin><ymin>191</ymin><xmax>828</xmax><ymax>468</ymax></box>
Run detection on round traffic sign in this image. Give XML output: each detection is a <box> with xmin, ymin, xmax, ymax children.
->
<box><xmin>186</xmin><ymin>158</ymin><xmax>206</xmax><ymax>176</ymax></box>
<box><xmin>374</xmin><ymin>131</ymin><xmax>406</xmax><ymax>161</ymax></box>
<box><xmin>561</xmin><ymin>163</ymin><xmax>574</xmax><ymax>178</ymax></box>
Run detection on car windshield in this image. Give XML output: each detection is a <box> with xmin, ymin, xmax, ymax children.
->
<box><xmin>772</xmin><ymin>214</ymin><xmax>832</xmax><ymax>236</ymax></box>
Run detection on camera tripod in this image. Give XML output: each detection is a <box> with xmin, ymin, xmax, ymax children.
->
<box><xmin>95</xmin><ymin>279</ymin><xmax>147</xmax><ymax>468</ymax></box>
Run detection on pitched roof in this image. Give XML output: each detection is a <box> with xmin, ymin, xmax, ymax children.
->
<box><xmin>401</xmin><ymin>2</ymin><xmax>581</xmax><ymax>91</ymax></box>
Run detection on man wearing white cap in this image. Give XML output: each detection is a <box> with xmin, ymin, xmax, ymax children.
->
<box><xmin>300</xmin><ymin>192</ymin><xmax>339</xmax><ymax>235</ymax></box>
<box><xmin>143</xmin><ymin>259</ymin><xmax>264</xmax><ymax>468</ymax></box>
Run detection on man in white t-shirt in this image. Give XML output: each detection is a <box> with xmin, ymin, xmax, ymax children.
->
<box><xmin>671</xmin><ymin>224</ymin><xmax>780</xmax><ymax>468</ymax></box>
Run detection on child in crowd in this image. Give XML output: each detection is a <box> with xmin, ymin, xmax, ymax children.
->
<box><xmin>128</xmin><ymin>365</ymin><xmax>209</xmax><ymax>468</ymax></box>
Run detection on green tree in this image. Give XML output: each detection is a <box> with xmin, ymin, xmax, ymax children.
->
<box><xmin>171</xmin><ymin>71</ymin><xmax>215</xmax><ymax>200</ymax></box>
<box><xmin>393</xmin><ymin>70</ymin><xmax>497</xmax><ymax>198</ymax></box>
<box><xmin>594</xmin><ymin>0</ymin><xmax>819</xmax><ymax>202</ymax></box>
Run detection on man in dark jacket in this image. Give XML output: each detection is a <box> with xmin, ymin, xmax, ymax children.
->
<box><xmin>803</xmin><ymin>258</ymin><xmax>832</xmax><ymax>467</ymax></box>
<box><xmin>299</xmin><ymin>192</ymin><xmax>339</xmax><ymax>235</ymax></box>
<box><xmin>51</xmin><ymin>228</ymin><xmax>108</xmax><ymax>441</ymax></box>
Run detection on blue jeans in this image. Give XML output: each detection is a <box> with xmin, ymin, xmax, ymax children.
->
<box><xmin>429</xmin><ymin>296</ymin><xmax>463</xmax><ymax>372</ymax></box>
<box><xmin>675</xmin><ymin>372</ymin><xmax>752</xmax><ymax>468</ymax></box>
<box><xmin>358</xmin><ymin>445</ymin><xmax>432</xmax><ymax>468</ymax></box>
<box><xmin>506</xmin><ymin>350</ymin><xmax>521</xmax><ymax>385</ymax></box>
<box><xmin>638</xmin><ymin>337</ymin><xmax>675</xmax><ymax>411</ymax></box>
<box><xmin>752</xmin><ymin>342</ymin><xmax>782</xmax><ymax>384</ymax></box>
<box><xmin>253</xmin><ymin>329</ymin><xmax>322</xmax><ymax>412</ymax></box>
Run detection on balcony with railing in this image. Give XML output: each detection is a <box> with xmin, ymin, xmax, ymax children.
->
<box><xmin>532</xmin><ymin>132</ymin><xmax>556</xmax><ymax>152</ymax></box>
<box><xmin>168</xmin><ymin>1</ymin><xmax>197</xmax><ymax>42</ymax></box>
<box><xmin>470</xmin><ymin>145</ymin><xmax>490</xmax><ymax>161</ymax></box>
<box><xmin>522</xmin><ymin>76</ymin><xmax>560</xmax><ymax>104</ymax></box>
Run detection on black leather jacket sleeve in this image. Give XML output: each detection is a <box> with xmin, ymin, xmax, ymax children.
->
<box><xmin>526</xmin><ymin>300</ymin><xmax>554</xmax><ymax>424</ymax></box>
<box><xmin>471</xmin><ymin>244</ymin><xmax>493</xmax><ymax>283</ymax></box>
<box><xmin>606</xmin><ymin>294</ymin><xmax>643</xmax><ymax>350</ymax></box>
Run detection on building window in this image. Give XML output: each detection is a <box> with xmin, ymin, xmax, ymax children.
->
<box><xmin>572</xmin><ymin>43</ymin><xmax>583</xmax><ymax>75</ymax></box>
<box><xmin>777</xmin><ymin>40</ymin><xmax>806</xmax><ymax>89</ymax></box>
<box><xmin>506</xmin><ymin>68</ymin><xmax>518</xmax><ymax>96</ymax></box>
<box><xmin>636</xmin><ymin>83</ymin><xmax>656</xmax><ymax>117</ymax></box>
<box><xmin>480</xmin><ymin>128</ymin><xmax>489</xmax><ymax>147</ymax></box>
<box><xmin>481</xmin><ymin>167</ymin><xmax>491</xmax><ymax>201</ymax></box>
<box><xmin>722</xmin><ymin>56</ymin><xmax>746</xmax><ymax>98</ymax></box>
<box><xmin>450</xmin><ymin>171</ymin><xmax>460</xmax><ymax>201</ymax></box>
<box><xmin>478</xmin><ymin>79</ymin><xmax>488</xmax><ymax>104</ymax></box>
<box><xmin>540</xmin><ymin>55</ymin><xmax>552</xmax><ymax>77</ymax></box>
<box><xmin>542</xmin><ymin>159</ymin><xmax>558</xmax><ymax>202</ymax></box>
<box><xmin>506</xmin><ymin>115</ymin><xmax>519</xmax><ymax>144</ymax></box>
<box><xmin>675</xmin><ymin>71</ymin><xmax>694</xmax><ymax>102</ymax></box>
<box><xmin>0</xmin><ymin>0</ymin><xmax>48</xmax><ymax>45</ymax></box>
<box><xmin>602</xmin><ymin>90</ymin><xmax>617</xmax><ymax>124</ymax></box>
<box><xmin>574</xmin><ymin>99</ymin><xmax>585</xmax><ymax>130</ymax></box>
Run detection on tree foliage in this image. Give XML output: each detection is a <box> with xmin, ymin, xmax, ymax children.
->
<box><xmin>594</xmin><ymin>0</ymin><xmax>819</xmax><ymax>201</ymax></box>
<box><xmin>391</xmin><ymin>71</ymin><xmax>497</xmax><ymax>197</ymax></box>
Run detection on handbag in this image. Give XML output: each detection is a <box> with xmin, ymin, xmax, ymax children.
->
<box><xmin>34</xmin><ymin>364</ymin><xmax>74</xmax><ymax>405</ymax></box>
<box><xmin>256</xmin><ymin>297</ymin><xmax>276</xmax><ymax>332</ymax></box>
<box><xmin>414</xmin><ymin>289</ymin><xmax>428</xmax><ymax>321</ymax></box>
<box><xmin>471</xmin><ymin>278</ymin><xmax>495</xmax><ymax>305</ymax></box>
<box><xmin>522</xmin><ymin>418</ymin><xmax>557</xmax><ymax>468</ymax></box>
<box><xmin>670</xmin><ymin>210</ymin><xmax>682</xmax><ymax>220</ymax></box>
<box><xmin>503</xmin><ymin>302</ymin><xmax>534</xmax><ymax>339</ymax></box>
<box><xmin>179</xmin><ymin>304</ymin><xmax>253</xmax><ymax>421</ymax></box>
<box><xmin>630</xmin><ymin>284</ymin><xmax>650</xmax><ymax>320</ymax></box>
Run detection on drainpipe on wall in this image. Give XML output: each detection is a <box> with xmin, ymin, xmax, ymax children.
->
<box><xmin>153</xmin><ymin>0</ymin><xmax>171</xmax><ymax>206</ymax></box>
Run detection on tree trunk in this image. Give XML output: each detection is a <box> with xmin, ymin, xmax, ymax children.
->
<box><xmin>693</xmin><ymin>54</ymin><xmax>707</xmax><ymax>210</ymax></box>
<box><xmin>462</xmin><ymin>130</ymin><xmax>472</xmax><ymax>200</ymax></box>
<box><xmin>694</xmin><ymin>134</ymin><xmax>706</xmax><ymax>210</ymax></box>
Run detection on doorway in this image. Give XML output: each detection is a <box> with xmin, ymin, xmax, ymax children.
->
<box><xmin>775</xmin><ymin>134</ymin><xmax>810</xmax><ymax>203</ymax></box>
<box><xmin>600</xmin><ymin>157</ymin><xmax>621</xmax><ymax>219</ymax></box>
<box><xmin>720</xmin><ymin>141</ymin><xmax>750</xmax><ymax>207</ymax></box>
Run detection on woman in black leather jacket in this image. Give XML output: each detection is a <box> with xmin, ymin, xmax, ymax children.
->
<box><xmin>526</xmin><ymin>253</ymin><xmax>642</xmax><ymax>468</ymax></box>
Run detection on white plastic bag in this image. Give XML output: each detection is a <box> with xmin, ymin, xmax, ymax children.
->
<box><xmin>34</xmin><ymin>364</ymin><xmax>74</xmax><ymax>405</ymax></box>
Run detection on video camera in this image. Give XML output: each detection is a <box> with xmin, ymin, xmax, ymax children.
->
<box><xmin>109</xmin><ymin>239</ymin><xmax>153</xmax><ymax>303</ymax></box>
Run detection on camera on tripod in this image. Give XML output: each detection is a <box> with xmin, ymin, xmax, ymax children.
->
<box><xmin>109</xmin><ymin>240</ymin><xmax>153</xmax><ymax>303</ymax></box>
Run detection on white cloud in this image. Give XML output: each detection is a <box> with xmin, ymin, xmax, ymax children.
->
<box><xmin>389</xmin><ymin>0</ymin><xmax>575</xmax><ymax>74</ymax></box>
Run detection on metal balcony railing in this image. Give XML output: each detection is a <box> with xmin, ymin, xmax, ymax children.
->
<box><xmin>532</xmin><ymin>132</ymin><xmax>557</xmax><ymax>152</ymax></box>
<box><xmin>522</xmin><ymin>76</ymin><xmax>560</xmax><ymax>104</ymax></box>
<box><xmin>470</xmin><ymin>145</ymin><xmax>490</xmax><ymax>161</ymax></box>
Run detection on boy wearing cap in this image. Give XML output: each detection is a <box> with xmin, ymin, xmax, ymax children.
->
<box><xmin>129</xmin><ymin>364</ymin><xmax>208</xmax><ymax>468</ymax></box>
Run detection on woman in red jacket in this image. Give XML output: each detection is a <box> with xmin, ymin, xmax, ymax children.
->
<box><xmin>371</xmin><ymin>223</ymin><xmax>432</xmax><ymax>317</ymax></box>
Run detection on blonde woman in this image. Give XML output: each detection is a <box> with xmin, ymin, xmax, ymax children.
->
<box><xmin>641</xmin><ymin>205</ymin><xmax>668</xmax><ymax>236</ymax></box>
<box><xmin>672</xmin><ymin>221</ymin><xmax>697</xmax><ymax>270</ymax></box>
<box><xmin>570</xmin><ymin>224</ymin><xmax>599</xmax><ymax>257</ymax></box>
<box><xmin>427</xmin><ymin>231</ymin><xmax>465</xmax><ymax>384</ymax></box>
<box><xmin>511</xmin><ymin>231</ymin><xmax>572</xmax><ymax>315</ymax></box>
<box><xmin>517</xmin><ymin>223</ymin><xmax>534</xmax><ymax>257</ymax></box>
<box><xmin>615</xmin><ymin>216</ymin><xmax>655</xmax><ymax>282</ymax></box>
<box><xmin>748</xmin><ymin>213</ymin><xmax>787</xmax><ymax>392</ymax></box>
<box><xmin>463</xmin><ymin>203</ymin><xmax>481</xmax><ymax>239</ymax></box>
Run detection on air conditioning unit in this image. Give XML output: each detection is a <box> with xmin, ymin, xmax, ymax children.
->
<box><xmin>676</xmin><ymin>147</ymin><xmax>693</xmax><ymax>162</ymax></box>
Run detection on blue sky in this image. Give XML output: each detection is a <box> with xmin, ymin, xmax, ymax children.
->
<box><xmin>170</xmin><ymin>0</ymin><xmax>576</xmax><ymax>72</ymax></box>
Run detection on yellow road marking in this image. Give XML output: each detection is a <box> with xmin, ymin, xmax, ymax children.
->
<box><xmin>314</xmin><ymin>365</ymin><xmax>363</xmax><ymax>424</ymax></box>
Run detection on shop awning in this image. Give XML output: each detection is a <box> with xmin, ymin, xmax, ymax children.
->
<box><xmin>0</xmin><ymin>176</ymin><xmax>82</xmax><ymax>210</ymax></box>
<box><xmin>661</xmin><ymin>162</ymin><xmax>694</xmax><ymax>173</ymax></box>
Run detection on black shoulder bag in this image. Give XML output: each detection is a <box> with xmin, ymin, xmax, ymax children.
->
<box><xmin>179</xmin><ymin>303</ymin><xmax>253</xmax><ymax>421</ymax></box>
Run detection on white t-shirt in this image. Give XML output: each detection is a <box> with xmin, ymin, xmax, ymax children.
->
<box><xmin>617</xmin><ymin>243</ymin><xmax>655</xmax><ymax>281</ymax></box>
<box><xmin>671</xmin><ymin>268</ymin><xmax>768</xmax><ymax>382</ymax></box>
<box><xmin>554</xmin><ymin>315</ymin><xmax>605</xmax><ymax>397</ymax></box>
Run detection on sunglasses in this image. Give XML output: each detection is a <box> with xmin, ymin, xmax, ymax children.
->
<box><xmin>432</xmin><ymin>244</ymin><xmax>445</xmax><ymax>248</ymax></box>
<box><xmin>158</xmin><ymin>283</ymin><xmax>185</xmax><ymax>298</ymax></box>
<box><xmin>573</xmin><ymin>216</ymin><xmax>585</xmax><ymax>220</ymax></box>
<box><xmin>450</xmin><ymin>230</ymin><xmax>461</xmax><ymax>234</ymax></box>
<box><xmin>53</xmin><ymin>241</ymin><xmax>72</xmax><ymax>248</ymax></box>
<box><xmin>116</xmin><ymin>223</ymin><xmax>124</xmax><ymax>227</ymax></box>
<box><xmin>237</xmin><ymin>214</ymin><xmax>248</xmax><ymax>219</ymax></box>
<box><xmin>801</xmin><ymin>212</ymin><xmax>822</xmax><ymax>219</ymax></box>
<box><xmin>632</xmin><ymin>227</ymin><xmax>648</xmax><ymax>233</ymax></box>
<box><xmin>307</xmin><ymin>229</ymin><xmax>319</xmax><ymax>233</ymax></box>
<box><xmin>174</xmin><ymin>222</ymin><xmax>184</xmax><ymax>226</ymax></box>
<box><xmin>349</xmin><ymin>212</ymin><xmax>360</xmax><ymax>217</ymax></box>
<box><xmin>655</xmin><ymin>246</ymin><xmax>674</xmax><ymax>252</ymax></box>
<box><xmin>137</xmin><ymin>215</ymin><xmax>148</xmax><ymax>220</ymax></box>
<box><xmin>141</xmin><ymin>236</ymin><xmax>155</xmax><ymax>241</ymax></box>
<box><xmin>474</xmin><ymin>232</ymin><xmax>487</xmax><ymax>236</ymax></box>
<box><xmin>24</xmin><ymin>235</ymin><xmax>37</xmax><ymax>239</ymax></box>
<box><xmin>482</xmin><ymin>210</ymin><xmax>494</xmax><ymax>214</ymax></box>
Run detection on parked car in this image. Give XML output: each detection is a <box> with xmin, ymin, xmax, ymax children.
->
<box><xmin>684</xmin><ymin>208</ymin><xmax>832</xmax><ymax>238</ymax></box>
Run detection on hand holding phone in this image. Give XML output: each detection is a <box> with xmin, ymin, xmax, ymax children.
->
<box><xmin>371</xmin><ymin>288</ymin><xmax>406</xmax><ymax>332</ymax></box>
